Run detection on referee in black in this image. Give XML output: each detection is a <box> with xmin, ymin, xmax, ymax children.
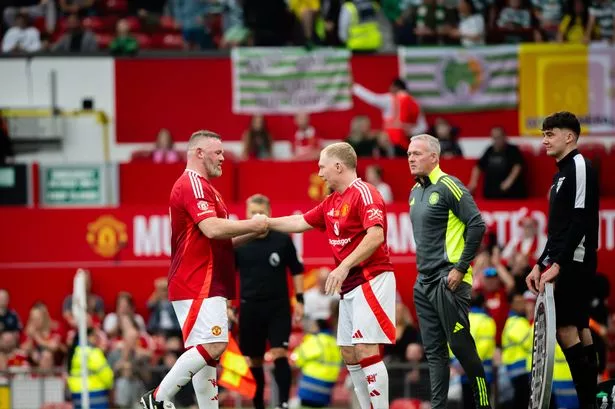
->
<box><xmin>235</xmin><ymin>194</ymin><xmax>305</xmax><ymax>409</ymax></box>
<box><xmin>526</xmin><ymin>112</ymin><xmax>600</xmax><ymax>409</ymax></box>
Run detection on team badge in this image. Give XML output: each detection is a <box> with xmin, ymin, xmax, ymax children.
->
<box><xmin>269</xmin><ymin>252</ymin><xmax>280</xmax><ymax>267</ymax></box>
<box><xmin>333</xmin><ymin>221</ymin><xmax>340</xmax><ymax>236</ymax></box>
<box><xmin>429</xmin><ymin>192</ymin><xmax>440</xmax><ymax>205</ymax></box>
<box><xmin>197</xmin><ymin>201</ymin><xmax>208</xmax><ymax>211</ymax></box>
<box><xmin>340</xmin><ymin>203</ymin><xmax>350</xmax><ymax>217</ymax></box>
<box><xmin>212</xmin><ymin>326</ymin><xmax>222</xmax><ymax>336</ymax></box>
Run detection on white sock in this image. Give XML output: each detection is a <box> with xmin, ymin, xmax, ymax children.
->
<box><xmin>347</xmin><ymin>364</ymin><xmax>372</xmax><ymax>409</ymax></box>
<box><xmin>361</xmin><ymin>358</ymin><xmax>389</xmax><ymax>409</ymax></box>
<box><xmin>155</xmin><ymin>347</ymin><xmax>207</xmax><ymax>402</ymax></box>
<box><xmin>193</xmin><ymin>365</ymin><xmax>218</xmax><ymax>409</ymax></box>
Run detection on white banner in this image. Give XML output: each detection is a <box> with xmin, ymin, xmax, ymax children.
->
<box><xmin>398</xmin><ymin>45</ymin><xmax>519</xmax><ymax>113</ymax></box>
<box><xmin>231</xmin><ymin>47</ymin><xmax>353</xmax><ymax>114</ymax></box>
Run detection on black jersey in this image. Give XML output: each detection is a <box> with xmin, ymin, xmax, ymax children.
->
<box><xmin>235</xmin><ymin>231</ymin><xmax>304</xmax><ymax>301</ymax></box>
<box><xmin>538</xmin><ymin>149</ymin><xmax>600</xmax><ymax>268</ymax></box>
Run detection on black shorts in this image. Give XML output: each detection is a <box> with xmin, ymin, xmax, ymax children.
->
<box><xmin>238</xmin><ymin>298</ymin><xmax>291</xmax><ymax>358</ymax></box>
<box><xmin>553</xmin><ymin>260</ymin><xmax>596</xmax><ymax>329</ymax></box>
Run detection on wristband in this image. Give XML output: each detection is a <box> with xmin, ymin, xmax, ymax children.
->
<box><xmin>295</xmin><ymin>293</ymin><xmax>304</xmax><ymax>304</ymax></box>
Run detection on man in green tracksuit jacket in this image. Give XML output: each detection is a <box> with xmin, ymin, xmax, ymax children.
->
<box><xmin>407</xmin><ymin>134</ymin><xmax>490</xmax><ymax>409</ymax></box>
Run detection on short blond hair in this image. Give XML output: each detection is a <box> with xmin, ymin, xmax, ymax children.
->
<box><xmin>411</xmin><ymin>134</ymin><xmax>441</xmax><ymax>156</ymax></box>
<box><xmin>322</xmin><ymin>142</ymin><xmax>357</xmax><ymax>170</ymax></box>
<box><xmin>188</xmin><ymin>130</ymin><xmax>221</xmax><ymax>150</ymax></box>
<box><xmin>246</xmin><ymin>193</ymin><xmax>270</xmax><ymax>208</ymax></box>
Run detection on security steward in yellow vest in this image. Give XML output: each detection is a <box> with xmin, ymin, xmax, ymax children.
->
<box><xmin>553</xmin><ymin>344</ymin><xmax>580</xmax><ymax>409</ymax></box>
<box><xmin>292</xmin><ymin>319</ymin><xmax>343</xmax><ymax>407</ymax></box>
<box><xmin>339</xmin><ymin>0</ymin><xmax>382</xmax><ymax>51</ymax></box>
<box><xmin>502</xmin><ymin>292</ymin><xmax>532</xmax><ymax>409</ymax></box>
<box><xmin>67</xmin><ymin>329</ymin><xmax>114</xmax><ymax>409</ymax></box>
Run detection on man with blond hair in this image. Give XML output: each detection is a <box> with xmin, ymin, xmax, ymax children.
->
<box><xmin>141</xmin><ymin>130</ymin><xmax>268</xmax><ymax>409</ymax></box>
<box><xmin>407</xmin><ymin>134</ymin><xmax>490</xmax><ymax>409</ymax></box>
<box><xmin>267</xmin><ymin>142</ymin><xmax>396</xmax><ymax>409</ymax></box>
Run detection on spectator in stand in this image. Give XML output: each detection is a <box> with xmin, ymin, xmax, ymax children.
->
<box><xmin>2</xmin><ymin>13</ymin><xmax>42</xmax><ymax>53</ymax></box>
<box><xmin>558</xmin><ymin>0</ymin><xmax>595</xmax><ymax>43</ymax></box>
<box><xmin>431</xmin><ymin>117</ymin><xmax>463</xmax><ymax>158</ymax></box>
<box><xmin>130</xmin><ymin>0</ymin><xmax>167</xmax><ymax>29</ymax></box>
<box><xmin>0</xmin><ymin>331</ymin><xmax>29</xmax><ymax>370</ymax></box>
<box><xmin>293</xmin><ymin>112</ymin><xmax>320</xmax><ymax>160</ymax></box>
<box><xmin>103</xmin><ymin>292</ymin><xmax>146</xmax><ymax>338</ymax></box>
<box><xmin>586</xmin><ymin>0</ymin><xmax>614</xmax><ymax>43</ymax></box>
<box><xmin>241</xmin><ymin>114</ymin><xmax>273</xmax><ymax>160</ymax></box>
<box><xmin>303</xmin><ymin>268</ymin><xmax>339</xmax><ymax>321</ymax></box>
<box><xmin>3</xmin><ymin>0</ymin><xmax>55</xmax><ymax>32</ymax></box>
<box><xmin>62</xmin><ymin>269</ymin><xmax>105</xmax><ymax>328</ymax></box>
<box><xmin>414</xmin><ymin>0</ymin><xmax>446</xmax><ymax>44</ymax></box>
<box><xmin>502</xmin><ymin>215</ymin><xmax>546</xmax><ymax>267</ymax></box>
<box><xmin>168</xmin><ymin>0</ymin><xmax>213</xmax><ymax>50</ymax></box>
<box><xmin>365</xmin><ymin>164</ymin><xmax>394</xmax><ymax>204</ymax></box>
<box><xmin>107</xmin><ymin>314</ymin><xmax>153</xmax><ymax>372</ymax></box>
<box><xmin>146</xmin><ymin>278</ymin><xmax>181</xmax><ymax>338</ymax></box>
<box><xmin>338</xmin><ymin>0</ymin><xmax>383</xmax><ymax>51</ymax></box>
<box><xmin>382</xmin><ymin>0</ymin><xmax>416</xmax><ymax>45</ymax></box>
<box><xmin>114</xmin><ymin>359</ymin><xmax>146</xmax><ymax>408</ymax></box>
<box><xmin>345</xmin><ymin>115</ymin><xmax>379</xmax><ymax>157</ymax></box>
<box><xmin>215</xmin><ymin>0</ymin><xmax>249</xmax><ymax>48</ymax></box>
<box><xmin>446</xmin><ymin>0</ymin><xmax>486</xmax><ymax>46</ymax></box>
<box><xmin>496</xmin><ymin>0</ymin><xmax>533</xmax><ymax>43</ymax></box>
<box><xmin>289</xmin><ymin>0</ymin><xmax>320</xmax><ymax>48</ymax></box>
<box><xmin>58</xmin><ymin>0</ymin><xmax>95</xmax><ymax>17</ymax></box>
<box><xmin>315</xmin><ymin>0</ymin><xmax>341</xmax><ymax>45</ymax></box>
<box><xmin>0</xmin><ymin>290</ymin><xmax>22</xmax><ymax>342</ymax></box>
<box><xmin>532</xmin><ymin>0</ymin><xmax>564</xmax><ymax>41</ymax></box>
<box><xmin>52</xmin><ymin>13</ymin><xmax>98</xmax><ymax>52</ymax></box>
<box><xmin>243</xmin><ymin>0</ymin><xmax>291</xmax><ymax>46</ymax></box>
<box><xmin>109</xmin><ymin>19</ymin><xmax>139</xmax><ymax>56</ymax></box>
<box><xmin>353</xmin><ymin>78</ymin><xmax>427</xmax><ymax>152</ymax></box>
<box><xmin>468</xmin><ymin>126</ymin><xmax>527</xmax><ymax>199</ymax></box>
<box><xmin>21</xmin><ymin>302</ymin><xmax>66</xmax><ymax>367</ymax></box>
<box><xmin>477</xmin><ymin>264</ymin><xmax>515</xmax><ymax>345</ymax></box>
<box><xmin>151</xmin><ymin>128</ymin><xmax>181</xmax><ymax>164</ymax></box>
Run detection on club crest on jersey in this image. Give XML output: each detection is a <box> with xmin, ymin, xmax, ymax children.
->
<box><xmin>197</xmin><ymin>201</ymin><xmax>208</xmax><ymax>211</ymax></box>
<box><xmin>556</xmin><ymin>177</ymin><xmax>565</xmax><ymax>193</ymax></box>
<box><xmin>211</xmin><ymin>326</ymin><xmax>222</xmax><ymax>336</ymax></box>
<box><xmin>429</xmin><ymin>192</ymin><xmax>440</xmax><ymax>205</ymax></box>
<box><xmin>269</xmin><ymin>252</ymin><xmax>280</xmax><ymax>267</ymax></box>
<box><xmin>340</xmin><ymin>203</ymin><xmax>350</xmax><ymax>217</ymax></box>
<box><xmin>333</xmin><ymin>221</ymin><xmax>340</xmax><ymax>236</ymax></box>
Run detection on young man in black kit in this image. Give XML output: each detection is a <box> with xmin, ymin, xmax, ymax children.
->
<box><xmin>235</xmin><ymin>194</ymin><xmax>305</xmax><ymax>409</ymax></box>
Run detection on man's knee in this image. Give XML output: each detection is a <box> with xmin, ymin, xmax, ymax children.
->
<box><xmin>269</xmin><ymin>347</ymin><xmax>288</xmax><ymax>361</ymax></box>
<box><xmin>557</xmin><ymin>326</ymin><xmax>581</xmax><ymax>348</ymax></box>
<box><xmin>341</xmin><ymin>345</ymin><xmax>358</xmax><ymax>364</ymax></box>
<box><xmin>200</xmin><ymin>342</ymin><xmax>228</xmax><ymax>360</ymax></box>
<box><xmin>354</xmin><ymin>343</ymin><xmax>380</xmax><ymax>361</ymax></box>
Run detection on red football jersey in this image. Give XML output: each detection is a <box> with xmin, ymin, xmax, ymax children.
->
<box><xmin>303</xmin><ymin>178</ymin><xmax>393</xmax><ymax>294</ymax></box>
<box><xmin>168</xmin><ymin>169</ymin><xmax>236</xmax><ymax>301</ymax></box>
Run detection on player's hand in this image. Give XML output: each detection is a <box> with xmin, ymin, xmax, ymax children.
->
<box><xmin>539</xmin><ymin>263</ymin><xmax>560</xmax><ymax>293</ymax></box>
<box><xmin>446</xmin><ymin>268</ymin><xmax>464</xmax><ymax>291</ymax></box>
<box><xmin>526</xmin><ymin>264</ymin><xmax>541</xmax><ymax>295</ymax></box>
<box><xmin>251</xmin><ymin>214</ymin><xmax>269</xmax><ymax>235</ymax></box>
<box><xmin>227</xmin><ymin>306</ymin><xmax>238</xmax><ymax>324</ymax></box>
<box><xmin>293</xmin><ymin>302</ymin><xmax>304</xmax><ymax>324</ymax></box>
<box><xmin>325</xmin><ymin>265</ymin><xmax>350</xmax><ymax>296</ymax></box>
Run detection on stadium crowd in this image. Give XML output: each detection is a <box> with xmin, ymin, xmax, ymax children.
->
<box><xmin>1</xmin><ymin>0</ymin><xmax>614</xmax><ymax>54</ymax></box>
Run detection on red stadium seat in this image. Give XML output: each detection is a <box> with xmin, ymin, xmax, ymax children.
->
<box><xmin>124</xmin><ymin>16</ymin><xmax>141</xmax><ymax>32</ymax></box>
<box><xmin>104</xmin><ymin>0</ymin><xmax>128</xmax><ymax>13</ymax></box>
<box><xmin>95</xmin><ymin>33</ymin><xmax>113</xmax><ymax>49</ymax></box>
<box><xmin>160</xmin><ymin>15</ymin><xmax>179</xmax><ymax>32</ymax></box>
<box><xmin>153</xmin><ymin>33</ymin><xmax>185</xmax><ymax>49</ymax></box>
<box><xmin>135</xmin><ymin>33</ymin><xmax>153</xmax><ymax>49</ymax></box>
<box><xmin>82</xmin><ymin>16</ymin><xmax>105</xmax><ymax>31</ymax></box>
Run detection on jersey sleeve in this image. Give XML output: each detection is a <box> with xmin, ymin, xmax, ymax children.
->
<box><xmin>182</xmin><ymin>178</ymin><xmax>217</xmax><ymax>224</ymax></box>
<box><xmin>303</xmin><ymin>201</ymin><xmax>327</xmax><ymax>231</ymax></box>
<box><xmin>285</xmin><ymin>234</ymin><xmax>305</xmax><ymax>276</ymax></box>
<box><xmin>358</xmin><ymin>185</ymin><xmax>386</xmax><ymax>230</ymax></box>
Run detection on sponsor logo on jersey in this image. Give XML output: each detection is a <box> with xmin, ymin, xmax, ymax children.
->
<box><xmin>212</xmin><ymin>326</ymin><xmax>222</xmax><ymax>336</ymax></box>
<box><xmin>86</xmin><ymin>215</ymin><xmax>128</xmax><ymax>258</ymax></box>
<box><xmin>329</xmin><ymin>238</ymin><xmax>351</xmax><ymax>246</ymax></box>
